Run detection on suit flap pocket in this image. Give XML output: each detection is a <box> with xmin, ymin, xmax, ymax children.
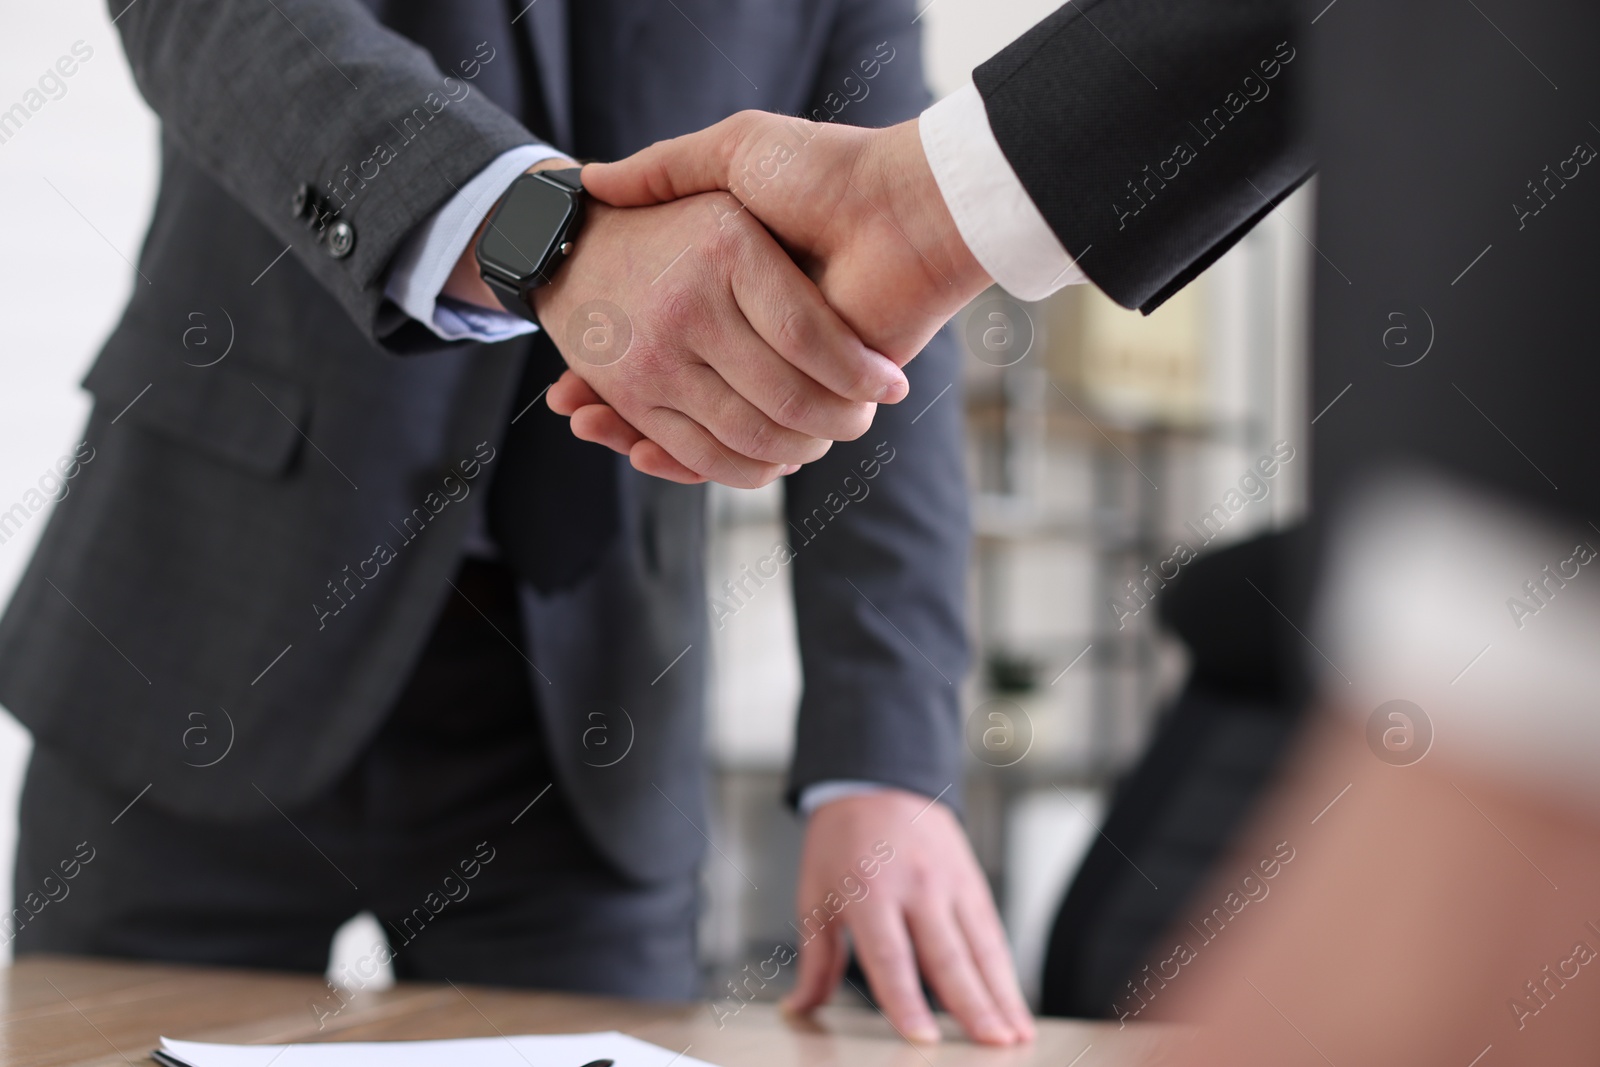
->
<box><xmin>83</xmin><ymin>351</ymin><xmax>309</xmax><ymax>478</ymax></box>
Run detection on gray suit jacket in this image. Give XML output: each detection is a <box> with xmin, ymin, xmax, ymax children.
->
<box><xmin>0</xmin><ymin>0</ymin><xmax>970</xmax><ymax>884</ymax></box>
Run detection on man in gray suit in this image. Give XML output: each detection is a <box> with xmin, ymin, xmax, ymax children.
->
<box><xmin>0</xmin><ymin>0</ymin><xmax>1032</xmax><ymax>1048</ymax></box>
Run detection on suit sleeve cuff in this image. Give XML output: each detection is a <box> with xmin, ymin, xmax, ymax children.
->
<box><xmin>919</xmin><ymin>83</ymin><xmax>1087</xmax><ymax>303</ymax></box>
<box><xmin>384</xmin><ymin>143</ymin><xmax>568</xmax><ymax>343</ymax></box>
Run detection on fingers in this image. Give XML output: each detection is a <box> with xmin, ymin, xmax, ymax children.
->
<box><xmin>561</xmin><ymin>334</ymin><xmax>826</xmax><ymax>481</ymax></box>
<box><xmin>904</xmin><ymin>900</ymin><xmax>1018</xmax><ymax>1046</ymax></box>
<box><xmin>789</xmin><ymin>793</ymin><xmax>1033</xmax><ymax>1049</ymax></box>
<box><xmin>848</xmin><ymin>903</ymin><xmax>942</xmax><ymax>1045</ymax></box>
<box><xmin>557</xmin><ymin>316</ymin><xmax>858</xmax><ymax>470</ymax></box>
<box><xmin>656</xmin><ymin>361</ymin><xmax>834</xmax><ymax>468</ymax></box>
<box><xmin>642</xmin><ymin>214</ymin><xmax>899</xmax><ymax>449</ymax></box>
<box><xmin>560</xmin><ymin>395</ymin><xmax>770</xmax><ymax>485</ymax></box>
<box><xmin>784</xmin><ymin>916</ymin><xmax>849</xmax><ymax>1017</ymax></box>
<box><xmin>568</xmin><ymin>402</ymin><xmax>644</xmax><ymax>457</ymax></box>
<box><xmin>581</xmin><ymin>113</ymin><xmax>757</xmax><ymax>206</ymax></box>
<box><xmin>955</xmin><ymin>895</ymin><xmax>1036</xmax><ymax>1043</ymax></box>
<box><xmin>725</xmin><ymin>227</ymin><xmax>908</xmax><ymax>410</ymax></box>
<box><xmin>689</xmin><ymin>303</ymin><xmax>886</xmax><ymax>444</ymax></box>
<box><xmin>627</xmin><ymin>440</ymin><xmax>707</xmax><ymax>484</ymax></box>
<box><xmin>551</xmin><ymin>369</ymin><xmax>713</xmax><ymax>482</ymax></box>
<box><xmin>547</xmin><ymin>369</ymin><xmax>602</xmax><ymax>416</ymax></box>
<box><xmin>561</xmin><ymin>403</ymin><xmax>708</xmax><ymax>482</ymax></box>
<box><xmin>560</xmin><ymin>307</ymin><xmax>832</xmax><ymax>478</ymax></box>
<box><xmin>629</xmin><ymin>405</ymin><xmax>787</xmax><ymax>488</ymax></box>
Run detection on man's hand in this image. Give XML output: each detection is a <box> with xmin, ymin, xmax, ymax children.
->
<box><xmin>446</xmin><ymin>158</ymin><xmax>908</xmax><ymax>487</ymax></box>
<box><xmin>583</xmin><ymin>113</ymin><xmax>990</xmax><ymax>362</ymax></box>
<box><xmin>551</xmin><ymin>113</ymin><xmax>993</xmax><ymax>479</ymax></box>
<box><xmin>790</xmin><ymin>789</ymin><xmax>1035</xmax><ymax>1047</ymax></box>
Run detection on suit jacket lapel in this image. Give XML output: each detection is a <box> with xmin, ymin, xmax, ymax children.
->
<box><xmin>522</xmin><ymin>0</ymin><xmax>573</xmax><ymax>154</ymax></box>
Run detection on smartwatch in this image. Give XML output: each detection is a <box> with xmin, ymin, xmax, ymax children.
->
<box><xmin>475</xmin><ymin>166</ymin><xmax>587</xmax><ymax>322</ymax></box>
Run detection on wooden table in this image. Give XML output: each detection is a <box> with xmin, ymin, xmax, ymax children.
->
<box><xmin>1</xmin><ymin>956</ymin><xmax>1174</xmax><ymax>1067</ymax></box>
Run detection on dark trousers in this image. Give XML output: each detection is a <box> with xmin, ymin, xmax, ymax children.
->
<box><xmin>10</xmin><ymin>559</ymin><xmax>699</xmax><ymax>999</ymax></box>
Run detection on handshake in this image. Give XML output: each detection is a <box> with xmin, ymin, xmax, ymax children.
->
<box><xmin>449</xmin><ymin>113</ymin><xmax>994</xmax><ymax>487</ymax></box>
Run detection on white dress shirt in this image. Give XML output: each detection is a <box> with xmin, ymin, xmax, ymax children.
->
<box><xmin>919</xmin><ymin>82</ymin><xmax>1087</xmax><ymax>302</ymax></box>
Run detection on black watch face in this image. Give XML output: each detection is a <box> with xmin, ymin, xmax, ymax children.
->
<box><xmin>478</xmin><ymin>175</ymin><xmax>577</xmax><ymax>280</ymax></box>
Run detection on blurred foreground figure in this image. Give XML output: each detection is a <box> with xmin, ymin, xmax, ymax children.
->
<box><xmin>1158</xmin><ymin>479</ymin><xmax>1600</xmax><ymax>1065</ymax></box>
<box><xmin>1155</xmin><ymin>0</ymin><xmax>1600</xmax><ymax>1061</ymax></box>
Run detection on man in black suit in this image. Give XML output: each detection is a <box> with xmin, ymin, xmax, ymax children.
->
<box><xmin>0</xmin><ymin>0</ymin><xmax>1035</xmax><ymax>1047</ymax></box>
<box><xmin>573</xmin><ymin>0</ymin><xmax>1600</xmax><ymax>1059</ymax></box>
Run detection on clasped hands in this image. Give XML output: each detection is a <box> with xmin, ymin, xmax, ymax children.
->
<box><xmin>449</xmin><ymin>113</ymin><xmax>992</xmax><ymax>487</ymax></box>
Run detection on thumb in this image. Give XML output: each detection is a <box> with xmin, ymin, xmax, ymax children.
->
<box><xmin>581</xmin><ymin>113</ymin><xmax>755</xmax><ymax>206</ymax></box>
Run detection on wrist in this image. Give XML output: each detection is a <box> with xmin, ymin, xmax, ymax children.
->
<box><xmin>527</xmin><ymin>194</ymin><xmax>604</xmax><ymax>325</ymax></box>
<box><xmin>874</xmin><ymin>119</ymin><xmax>991</xmax><ymax>300</ymax></box>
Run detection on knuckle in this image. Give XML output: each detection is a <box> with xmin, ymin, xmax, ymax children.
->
<box><xmin>626</xmin><ymin>337</ymin><xmax>671</xmax><ymax>378</ymax></box>
<box><xmin>747</xmin><ymin>463</ymin><xmax>783</xmax><ymax>489</ymax></box>
<box><xmin>702</xmin><ymin>214</ymin><xmax>751</xmax><ymax>261</ymax></box>
<box><xmin>734</xmin><ymin>417</ymin><xmax>785</xmax><ymax>464</ymax></box>
<box><xmin>771</xmin><ymin>384</ymin><xmax>817</xmax><ymax>433</ymax></box>
<box><xmin>771</xmin><ymin>305</ymin><xmax>820</xmax><ymax>357</ymax></box>
<box><xmin>907</xmin><ymin>863</ymin><xmax>937</xmax><ymax>898</ymax></box>
<box><xmin>855</xmin><ymin>939</ymin><xmax>907</xmax><ymax>978</ymax></box>
<box><xmin>650</xmin><ymin>284</ymin><xmax>707</xmax><ymax>335</ymax></box>
<box><xmin>727</xmin><ymin>110</ymin><xmax>766</xmax><ymax>153</ymax></box>
<box><xmin>845</xmin><ymin>361</ymin><xmax>882</xmax><ymax>403</ymax></box>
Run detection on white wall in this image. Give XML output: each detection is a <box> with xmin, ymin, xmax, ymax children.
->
<box><xmin>922</xmin><ymin>0</ymin><xmax>1064</xmax><ymax>95</ymax></box>
<box><xmin>0</xmin><ymin>0</ymin><xmax>160</xmax><ymax>961</ymax></box>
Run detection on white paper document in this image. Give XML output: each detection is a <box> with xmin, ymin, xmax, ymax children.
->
<box><xmin>159</xmin><ymin>1032</ymin><xmax>721</xmax><ymax>1067</ymax></box>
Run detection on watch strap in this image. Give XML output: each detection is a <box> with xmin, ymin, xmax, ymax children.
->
<box><xmin>537</xmin><ymin>166</ymin><xmax>586</xmax><ymax>194</ymax></box>
<box><xmin>483</xmin><ymin>272</ymin><xmax>540</xmax><ymax>323</ymax></box>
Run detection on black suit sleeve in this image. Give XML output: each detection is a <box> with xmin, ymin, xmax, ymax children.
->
<box><xmin>974</xmin><ymin>0</ymin><xmax>1312</xmax><ymax>313</ymax></box>
<box><xmin>107</xmin><ymin>0</ymin><xmax>540</xmax><ymax>346</ymax></box>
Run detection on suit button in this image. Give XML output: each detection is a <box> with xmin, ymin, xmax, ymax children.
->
<box><xmin>325</xmin><ymin>221</ymin><xmax>356</xmax><ymax>259</ymax></box>
<box><xmin>291</xmin><ymin>183</ymin><xmax>311</xmax><ymax>218</ymax></box>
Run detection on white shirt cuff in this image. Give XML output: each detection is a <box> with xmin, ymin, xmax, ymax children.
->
<box><xmin>385</xmin><ymin>143</ymin><xmax>568</xmax><ymax>343</ymax></box>
<box><xmin>798</xmin><ymin>780</ymin><xmax>891</xmax><ymax>816</ymax></box>
<box><xmin>919</xmin><ymin>83</ymin><xmax>1086</xmax><ymax>303</ymax></box>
